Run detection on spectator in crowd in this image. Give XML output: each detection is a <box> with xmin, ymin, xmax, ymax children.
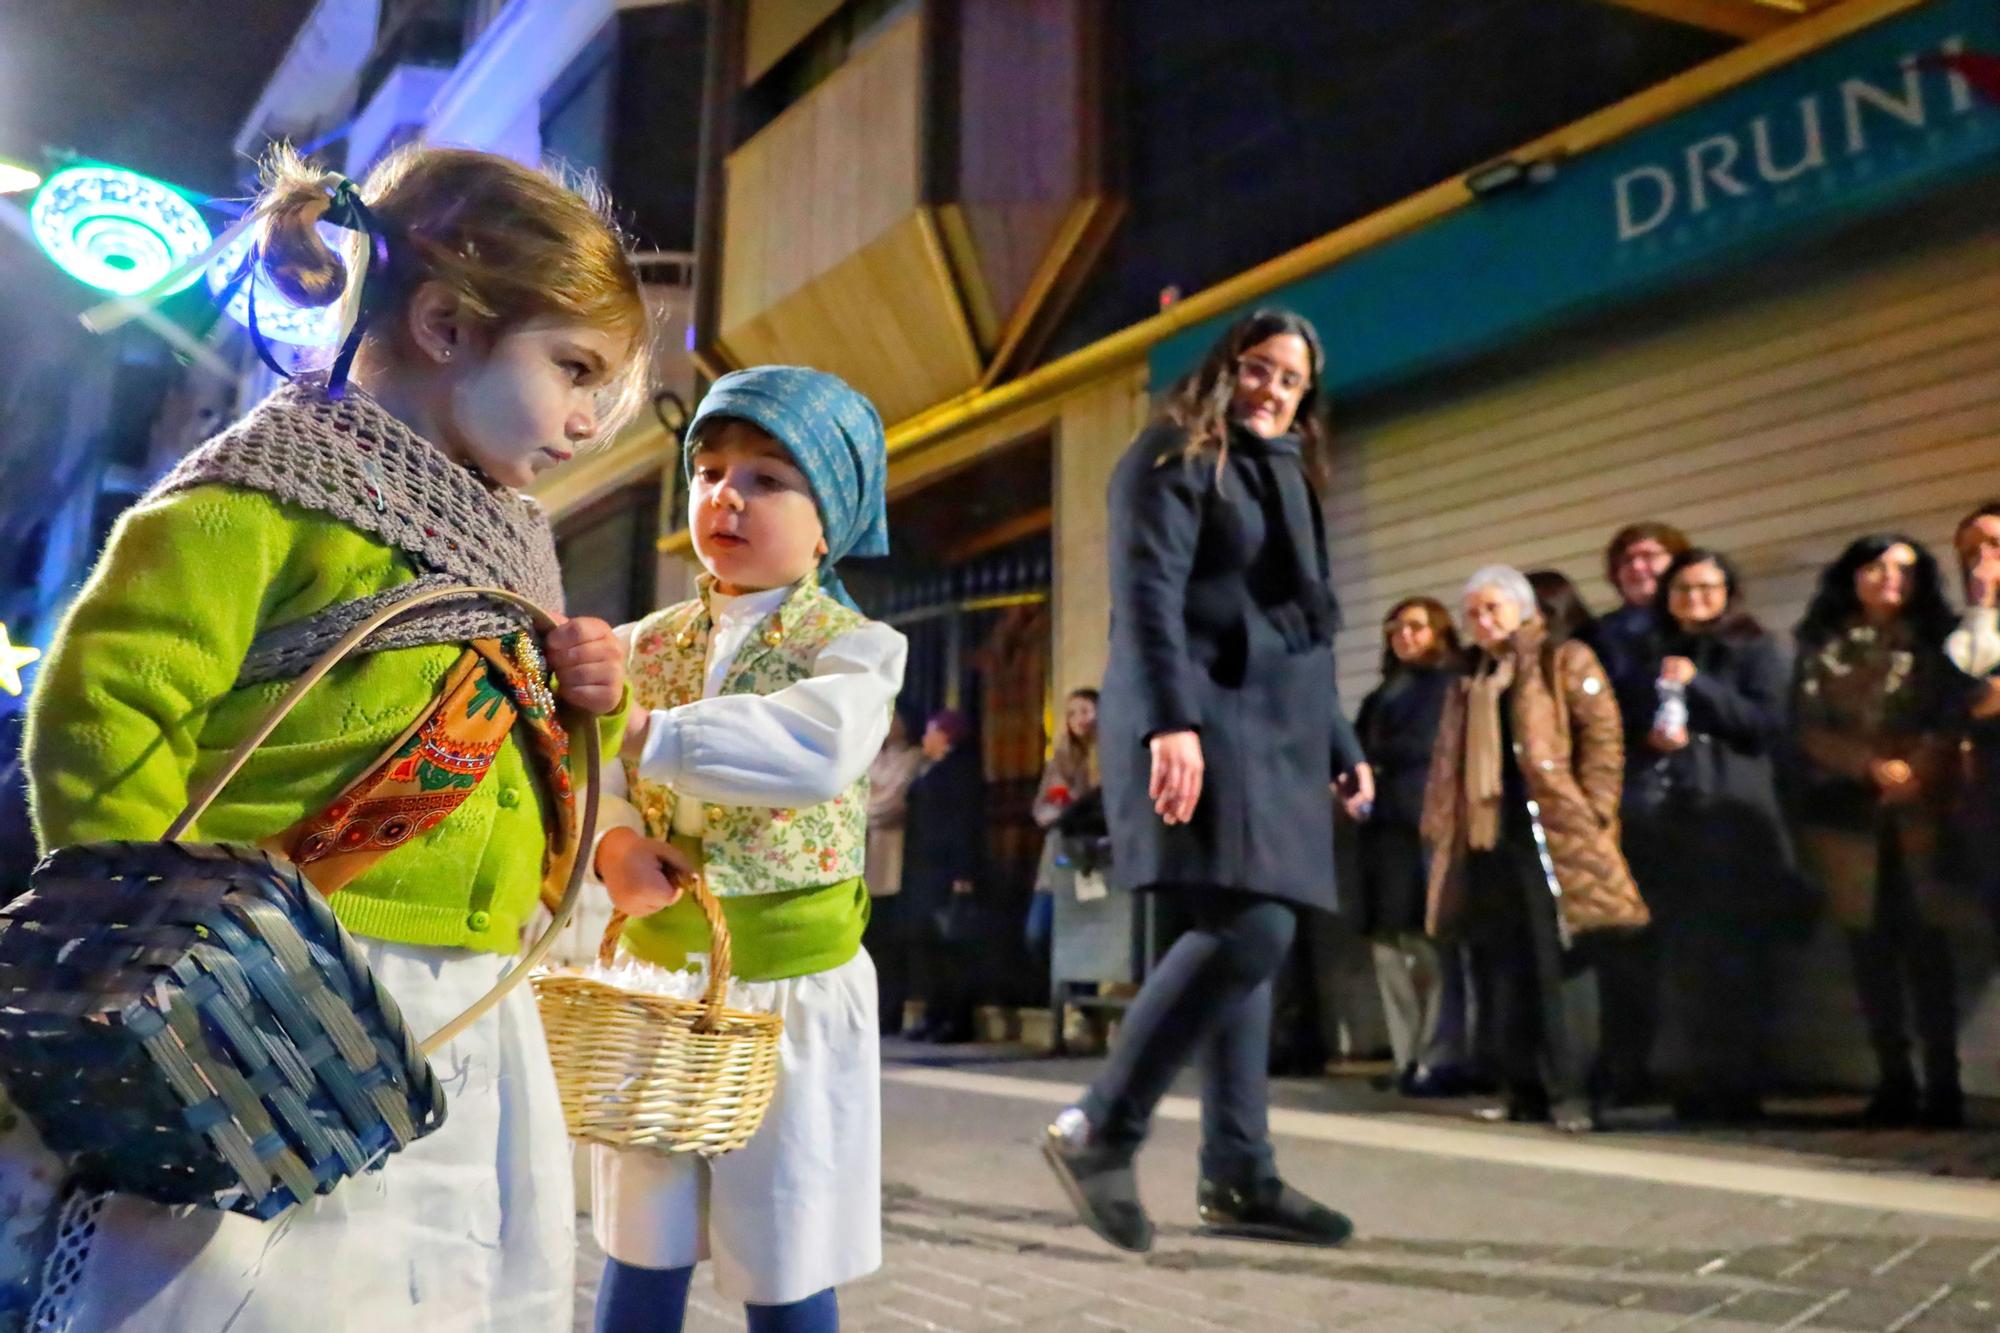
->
<box><xmin>865</xmin><ymin>709</ymin><xmax>924</xmax><ymax>1035</ymax></box>
<box><xmin>1533</xmin><ymin>566</ymin><xmax>1657</xmax><ymax>1105</ymax></box>
<box><xmin>1027</xmin><ymin>687</ymin><xmax>1102</xmax><ymax>959</ymax></box>
<box><xmin>1528</xmin><ymin>569</ymin><xmax>1602</xmax><ymax>658</ymax></box>
<box><xmin>1597</xmin><ymin>522</ymin><xmax>1691</xmax><ymax>690</ymax></box>
<box><xmin>1355</xmin><ymin>597</ymin><xmax>1472</xmax><ymax>1097</ymax></box>
<box><xmin>1423</xmin><ymin>566</ymin><xmax>1647</xmax><ymax>1134</ymax></box>
<box><xmin>1791</xmin><ymin>535</ymin><xmax>1970</xmax><ymax>1128</ymax></box>
<box><xmin>1947</xmin><ymin>502</ymin><xmax>2000</xmax><ymax>917</ymax></box>
<box><xmin>1623</xmin><ymin>549</ymin><xmax>1798</xmax><ymax>1122</ymax></box>
<box><xmin>902</xmin><ymin>708</ymin><xmax>988</xmax><ymax>1043</ymax></box>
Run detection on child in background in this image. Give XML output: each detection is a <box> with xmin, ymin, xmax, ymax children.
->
<box><xmin>590</xmin><ymin>366</ymin><xmax>906</xmax><ymax>1333</ymax></box>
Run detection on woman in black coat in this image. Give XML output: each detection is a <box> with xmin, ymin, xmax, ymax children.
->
<box><xmin>1041</xmin><ymin>310</ymin><xmax>1368</xmax><ymax>1255</ymax></box>
<box><xmin>1621</xmin><ymin>550</ymin><xmax>1797</xmax><ymax>1121</ymax></box>
<box><xmin>901</xmin><ymin>708</ymin><xmax>988</xmax><ymax>1043</ymax></box>
<box><xmin>1354</xmin><ymin>597</ymin><xmax>1469</xmax><ymax>1095</ymax></box>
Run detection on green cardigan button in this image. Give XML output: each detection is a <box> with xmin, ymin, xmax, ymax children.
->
<box><xmin>496</xmin><ymin>787</ymin><xmax>521</xmax><ymax>809</ymax></box>
<box><xmin>467</xmin><ymin>909</ymin><xmax>493</xmax><ymax>932</ymax></box>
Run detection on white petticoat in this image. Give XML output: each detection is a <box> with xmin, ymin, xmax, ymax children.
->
<box><xmin>9</xmin><ymin>941</ymin><xmax>574</xmax><ymax>1333</ymax></box>
<box><xmin>591</xmin><ymin>948</ymin><xmax>882</xmax><ymax>1307</ymax></box>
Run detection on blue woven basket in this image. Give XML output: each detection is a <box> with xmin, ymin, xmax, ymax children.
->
<box><xmin>0</xmin><ymin>586</ymin><xmax>596</xmax><ymax>1220</ymax></box>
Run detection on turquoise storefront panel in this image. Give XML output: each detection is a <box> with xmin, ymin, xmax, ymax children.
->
<box><xmin>1150</xmin><ymin>0</ymin><xmax>2000</xmax><ymax>394</ymax></box>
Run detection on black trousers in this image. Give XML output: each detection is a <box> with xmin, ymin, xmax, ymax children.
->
<box><xmin>1848</xmin><ymin>831</ymin><xmax>1958</xmax><ymax>1087</ymax></box>
<box><xmin>1467</xmin><ymin>842</ymin><xmax>1603</xmax><ymax>1116</ymax></box>
<box><xmin>1080</xmin><ymin>888</ymin><xmax>1299</xmax><ymax>1185</ymax></box>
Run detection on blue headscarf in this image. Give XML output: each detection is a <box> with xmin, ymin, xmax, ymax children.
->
<box><xmin>686</xmin><ymin>366</ymin><xmax>890</xmax><ymax>609</ymax></box>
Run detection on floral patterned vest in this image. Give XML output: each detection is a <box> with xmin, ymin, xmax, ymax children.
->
<box><xmin>626</xmin><ymin>575</ymin><xmax>872</xmax><ymax>897</ymax></box>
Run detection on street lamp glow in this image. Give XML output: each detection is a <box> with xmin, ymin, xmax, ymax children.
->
<box><xmin>29</xmin><ymin>164</ymin><xmax>213</xmax><ymax>296</ymax></box>
<box><xmin>0</xmin><ymin>160</ymin><xmax>40</xmax><ymax>195</ymax></box>
<box><xmin>206</xmin><ymin>227</ymin><xmax>345</xmax><ymax>347</ymax></box>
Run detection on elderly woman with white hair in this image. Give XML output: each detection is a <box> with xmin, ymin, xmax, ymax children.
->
<box><xmin>1421</xmin><ymin>565</ymin><xmax>1648</xmax><ymax>1133</ymax></box>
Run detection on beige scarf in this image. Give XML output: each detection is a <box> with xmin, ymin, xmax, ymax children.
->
<box><xmin>1463</xmin><ymin>651</ymin><xmax>1518</xmax><ymax>851</ymax></box>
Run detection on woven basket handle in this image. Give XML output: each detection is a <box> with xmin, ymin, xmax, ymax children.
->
<box><xmin>597</xmin><ymin>872</ymin><xmax>734</xmax><ymax>1032</ymax></box>
<box><xmin>160</xmin><ymin>584</ymin><xmax>598</xmax><ymax>1057</ymax></box>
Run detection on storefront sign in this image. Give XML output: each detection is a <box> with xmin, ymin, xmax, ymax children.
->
<box><xmin>1152</xmin><ymin>0</ymin><xmax>2000</xmax><ymax>395</ymax></box>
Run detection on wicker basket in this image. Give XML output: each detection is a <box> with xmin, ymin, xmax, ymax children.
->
<box><xmin>0</xmin><ymin>586</ymin><xmax>598</xmax><ymax>1220</ymax></box>
<box><xmin>533</xmin><ymin>885</ymin><xmax>783</xmax><ymax>1157</ymax></box>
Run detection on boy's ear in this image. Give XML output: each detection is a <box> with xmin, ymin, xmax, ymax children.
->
<box><xmin>404</xmin><ymin>281</ymin><xmax>477</xmax><ymax>365</ymax></box>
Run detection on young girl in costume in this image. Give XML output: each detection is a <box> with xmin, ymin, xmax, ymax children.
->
<box><xmin>589</xmin><ymin>366</ymin><xmax>906</xmax><ymax>1333</ymax></box>
<box><xmin>14</xmin><ymin>143</ymin><xmax>648</xmax><ymax>1332</ymax></box>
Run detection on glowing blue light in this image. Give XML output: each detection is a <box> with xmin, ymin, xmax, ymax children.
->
<box><xmin>205</xmin><ymin>226</ymin><xmax>346</xmax><ymax>348</ymax></box>
<box><xmin>29</xmin><ymin>164</ymin><xmax>213</xmax><ymax>296</ymax></box>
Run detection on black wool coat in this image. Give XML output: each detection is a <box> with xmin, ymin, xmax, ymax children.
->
<box><xmin>1620</xmin><ymin>624</ymin><xmax>1800</xmax><ymax>922</ymax></box>
<box><xmin>900</xmin><ymin>746</ymin><xmax>987</xmax><ymax>914</ymax></box>
<box><xmin>1354</xmin><ymin>664</ymin><xmax>1455</xmax><ymax>936</ymax></box>
<box><xmin>1097</xmin><ymin>421</ymin><xmax>1364</xmax><ymax>911</ymax></box>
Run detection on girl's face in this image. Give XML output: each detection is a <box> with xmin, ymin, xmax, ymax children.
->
<box><xmin>1855</xmin><ymin>543</ymin><xmax>1916</xmax><ymax>620</ymax></box>
<box><xmin>1229</xmin><ymin>333</ymin><xmax>1313</xmax><ymax>439</ymax></box>
<box><xmin>440</xmin><ymin>317</ymin><xmax>626</xmax><ymax>489</ymax></box>
<box><xmin>1385</xmin><ymin>606</ymin><xmax>1438</xmax><ymax>665</ymax></box>
<box><xmin>1463</xmin><ymin>586</ymin><xmax>1525</xmax><ymax>652</ymax></box>
<box><xmin>688</xmin><ymin>419</ymin><xmax>828</xmax><ymax>595</ymax></box>
<box><xmin>1667</xmin><ymin>560</ymin><xmax>1730</xmax><ymax>630</ymax></box>
<box><xmin>1064</xmin><ymin>694</ymin><xmax>1098</xmax><ymax>741</ymax></box>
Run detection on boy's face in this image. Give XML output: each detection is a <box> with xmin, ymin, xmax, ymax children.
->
<box><xmin>688</xmin><ymin>419</ymin><xmax>828</xmax><ymax>595</ymax></box>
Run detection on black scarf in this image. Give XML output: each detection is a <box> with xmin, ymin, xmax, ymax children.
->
<box><xmin>1234</xmin><ymin>424</ymin><xmax>1338</xmax><ymax>652</ymax></box>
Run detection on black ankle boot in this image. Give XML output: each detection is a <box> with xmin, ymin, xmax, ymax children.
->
<box><xmin>1196</xmin><ymin>1176</ymin><xmax>1353</xmax><ymax>1247</ymax></box>
<box><xmin>1918</xmin><ymin>1055</ymin><xmax>1965</xmax><ymax>1130</ymax></box>
<box><xmin>1041</xmin><ymin>1109</ymin><xmax>1154</xmax><ymax>1253</ymax></box>
<box><xmin>1863</xmin><ymin>1071</ymin><xmax>1920</xmax><ymax>1128</ymax></box>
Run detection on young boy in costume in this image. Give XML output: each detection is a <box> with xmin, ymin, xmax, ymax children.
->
<box><xmin>591</xmin><ymin>366</ymin><xmax>906</xmax><ymax>1333</ymax></box>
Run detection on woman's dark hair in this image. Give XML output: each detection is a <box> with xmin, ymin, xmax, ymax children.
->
<box><xmin>1526</xmin><ymin>570</ymin><xmax>1597</xmax><ymax>649</ymax></box>
<box><xmin>1378</xmin><ymin>596</ymin><xmax>1460</xmax><ymax>678</ymax></box>
<box><xmin>1156</xmin><ymin>308</ymin><xmax>1328</xmax><ymax>484</ymax></box>
<box><xmin>1652</xmin><ymin>548</ymin><xmax>1762</xmax><ymax>639</ymax></box>
<box><xmin>1796</xmin><ymin>533</ymin><xmax>1957</xmax><ymax>647</ymax></box>
<box><xmin>1067</xmin><ymin>686</ymin><xmax>1101</xmax><ymax>705</ymax></box>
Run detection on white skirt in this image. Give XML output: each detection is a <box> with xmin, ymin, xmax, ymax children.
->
<box><xmin>591</xmin><ymin>949</ymin><xmax>881</xmax><ymax>1306</ymax></box>
<box><xmin>15</xmin><ymin>941</ymin><xmax>575</xmax><ymax>1333</ymax></box>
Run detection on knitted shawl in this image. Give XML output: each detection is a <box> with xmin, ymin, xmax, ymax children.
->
<box><xmin>149</xmin><ymin>379</ymin><xmax>567</xmax><ymax>685</ymax></box>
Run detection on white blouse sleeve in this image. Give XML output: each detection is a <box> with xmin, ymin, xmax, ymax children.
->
<box><xmin>634</xmin><ymin>620</ymin><xmax>909</xmax><ymax>808</ymax></box>
<box><xmin>1946</xmin><ymin>607</ymin><xmax>2000</xmax><ymax>678</ymax></box>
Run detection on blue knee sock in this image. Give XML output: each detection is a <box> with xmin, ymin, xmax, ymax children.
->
<box><xmin>595</xmin><ymin>1259</ymin><xmax>693</xmax><ymax>1333</ymax></box>
<box><xmin>746</xmin><ymin>1288</ymin><xmax>838</xmax><ymax>1333</ymax></box>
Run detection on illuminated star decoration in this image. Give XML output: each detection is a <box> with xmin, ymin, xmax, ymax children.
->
<box><xmin>0</xmin><ymin>624</ymin><xmax>40</xmax><ymax>697</ymax></box>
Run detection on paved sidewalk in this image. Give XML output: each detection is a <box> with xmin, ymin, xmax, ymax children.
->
<box><xmin>574</xmin><ymin>1050</ymin><xmax>2000</xmax><ymax>1332</ymax></box>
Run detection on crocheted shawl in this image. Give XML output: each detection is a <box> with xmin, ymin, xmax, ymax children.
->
<box><xmin>149</xmin><ymin>379</ymin><xmax>567</xmax><ymax>685</ymax></box>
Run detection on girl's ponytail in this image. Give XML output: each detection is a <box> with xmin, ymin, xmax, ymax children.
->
<box><xmin>257</xmin><ymin>144</ymin><xmax>350</xmax><ymax>309</ymax></box>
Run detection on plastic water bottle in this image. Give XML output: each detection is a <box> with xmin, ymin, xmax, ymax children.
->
<box><xmin>1654</xmin><ymin>677</ymin><xmax>1688</xmax><ymax>736</ymax></box>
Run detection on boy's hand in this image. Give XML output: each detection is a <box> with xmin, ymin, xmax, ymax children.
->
<box><xmin>547</xmin><ymin>615</ymin><xmax>625</xmax><ymax>716</ymax></box>
<box><xmin>595</xmin><ymin>827</ymin><xmax>694</xmax><ymax>917</ymax></box>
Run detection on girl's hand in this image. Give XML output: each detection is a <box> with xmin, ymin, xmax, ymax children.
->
<box><xmin>547</xmin><ymin>615</ymin><xmax>625</xmax><ymax>716</ymax></box>
<box><xmin>1148</xmin><ymin>730</ymin><xmax>1204</xmax><ymax>825</ymax></box>
<box><xmin>595</xmin><ymin>827</ymin><xmax>694</xmax><ymax>917</ymax></box>
<box><xmin>1659</xmin><ymin>656</ymin><xmax>1696</xmax><ymax>686</ymax></box>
